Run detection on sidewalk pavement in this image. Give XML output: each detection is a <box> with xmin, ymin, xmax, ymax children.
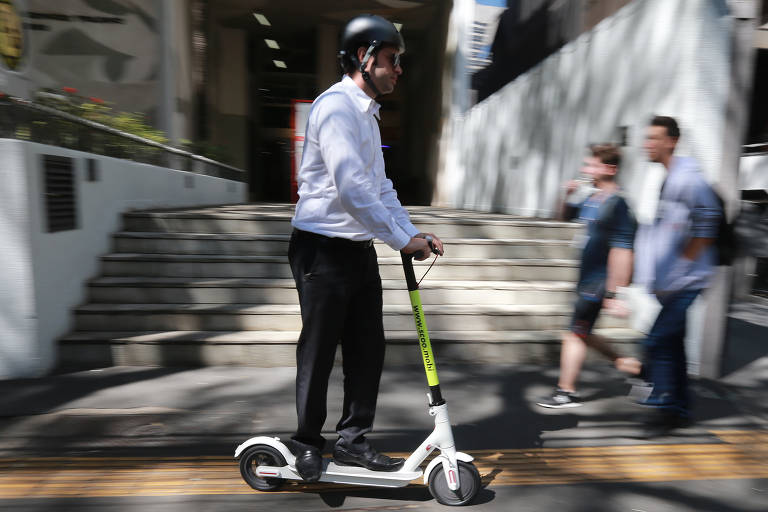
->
<box><xmin>0</xmin><ymin>303</ymin><xmax>765</xmax><ymax>458</ymax></box>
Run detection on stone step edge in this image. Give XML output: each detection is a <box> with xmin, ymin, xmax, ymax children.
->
<box><xmin>123</xmin><ymin>211</ymin><xmax>578</xmax><ymax>228</ymax></box>
<box><xmin>87</xmin><ymin>277</ymin><xmax>575</xmax><ymax>291</ymax></box>
<box><xmin>100</xmin><ymin>253</ymin><xmax>580</xmax><ymax>266</ymax></box>
<box><xmin>72</xmin><ymin>303</ymin><xmax>584</xmax><ymax>315</ymax></box>
<box><xmin>60</xmin><ymin>328</ymin><xmax>643</xmax><ymax>345</ymax></box>
<box><xmin>113</xmin><ymin>232</ymin><xmax>575</xmax><ymax>246</ymax></box>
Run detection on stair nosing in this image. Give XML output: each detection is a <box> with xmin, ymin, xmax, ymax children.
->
<box><xmin>74</xmin><ymin>303</ymin><xmax>576</xmax><ymax>315</ymax></box>
<box><xmin>61</xmin><ymin>328</ymin><xmax>642</xmax><ymax>345</ymax></box>
<box><xmin>87</xmin><ymin>277</ymin><xmax>576</xmax><ymax>291</ymax></box>
<box><xmin>114</xmin><ymin>232</ymin><xmax>576</xmax><ymax>246</ymax></box>
<box><xmin>124</xmin><ymin>212</ymin><xmax>579</xmax><ymax>228</ymax></box>
<box><xmin>100</xmin><ymin>253</ymin><xmax>580</xmax><ymax>266</ymax></box>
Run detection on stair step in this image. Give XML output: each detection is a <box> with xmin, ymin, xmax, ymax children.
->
<box><xmin>99</xmin><ymin>254</ymin><xmax>579</xmax><ymax>281</ymax></box>
<box><xmin>114</xmin><ymin>232</ymin><xmax>289</xmax><ymax>256</ymax></box>
<box><xmin>72</xmin><ymin>303</ymin><xmax>629</xmax><ymax>332</ymax></box>
<box><xmin>122</xmin><ymin>206</ymin><xmax>581</xmax><ymax>239</ymax></box>
<box><xmin>87</xmin><ymin>277</ymin><xmax>576</xmax><ymax>305</ymax></box>
<box><xmin>60</xmin><ymin>328</ymin><xmax>642</xmax><ymax>345</ymax></box>
<box><xmin>113</xmin><ymin>232</ymin><xmax>578</xmax><ymax>259</ymax></box>
<box><xmin>59</xmin><ymin>328</ymin><xmax>643</xmax><ymax>367</ymax></box>
<box><xmin>58</xmin><ymin>203</ymin><xmax>604</xmax><ymax>367</ymax></box>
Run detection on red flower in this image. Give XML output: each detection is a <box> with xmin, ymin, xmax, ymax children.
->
<box><xmin>62</xmin><ymin>87</ymin><xmax>78</xmax><ymax>94</ymax></box>
<box><xmin>89</xmin><ymin>96</ymin><xmax>104</xmax><ymax>104</ymax></box>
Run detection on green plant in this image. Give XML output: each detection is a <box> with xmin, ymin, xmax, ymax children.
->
<box><xmin>31</xmin><ymin>87</ymin><xmax>233</xmax><ymax>163</ymax></box>
<box><xmin>180</xmin><ymin>138</ymin><xmax>233</xmax><ymax>165</ymax></box>
<box><xmin>36</xmin><ymin>87</ymin><xmax>169</xmax><ymax>144</ymax></box>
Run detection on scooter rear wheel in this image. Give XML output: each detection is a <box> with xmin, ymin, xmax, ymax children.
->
<box><xmin>239</xmin><ymin>444</ymin><xmax>286</xmax><ymax>491</ymax></box>
<box><xmin>428</xmin><ymin>460</ymin><xmax>481</xmax><ymax>506</ymax></box>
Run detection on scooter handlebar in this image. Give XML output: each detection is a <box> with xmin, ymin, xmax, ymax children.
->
<box><xmin>402</xmin><ymin>236</ymin><xmax>442</xmax><ymax>260</ymax></box>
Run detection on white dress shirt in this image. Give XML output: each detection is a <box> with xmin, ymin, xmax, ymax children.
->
<box><xmin>291</xmin><ymin>75</ymin><xmax>419</xmax><ymax>250</ymax></box>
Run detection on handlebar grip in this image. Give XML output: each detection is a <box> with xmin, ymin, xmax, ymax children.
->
<box><xmin>402</xmin><ymin>236</ymin><xmax>442</xmax><ymax>260</ymax></box>
<box><xmin>405</xmin><ymin>249</ymin><xmax>426</xmax><ymax>260</ymax></box>
<box><xmin>425</xmin><ymin>236</ymin><xmax>442</xmax><ymax>256</ymax></box>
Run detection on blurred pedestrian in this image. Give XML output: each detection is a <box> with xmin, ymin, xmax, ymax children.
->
<box><xmin>287</xmin><ymin>14</ymin><xmax>444</xmax><ymax>482</ymax></box>
<box><xmin>537</xmin><ymin>143</ymin><xmax>641</xmax><ymax>409</ymax></box>
<box><xmin>633</xmin><ymin>116</ymin><xmax>722</xmax><ymax>437</ymax></box>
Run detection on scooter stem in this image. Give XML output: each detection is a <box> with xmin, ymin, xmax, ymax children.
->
<box><xmin>401</xmin><ymin>250</ymin><xmax>444</xmax><ymax>406</ymax></box>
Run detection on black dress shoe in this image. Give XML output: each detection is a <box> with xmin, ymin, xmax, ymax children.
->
<box><xmin>631</xmin><ymin>411</ymin><xmax>692</xmax><ymax>439</ymax></box>
<box><xmin>333</xmin><ymin>445</ymin><xmax>405</xmax><ymax>472</ymax></box>
<box><xmin>294</xmin><ymin>449</ymin><xmax>322</xmax><ymax>482</ymax></box>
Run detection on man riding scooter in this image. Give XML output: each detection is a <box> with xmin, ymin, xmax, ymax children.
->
<box><xmin>286</xmin><ymin>14</ymin><xmax>444</xmax><ymax>482</ymax></box>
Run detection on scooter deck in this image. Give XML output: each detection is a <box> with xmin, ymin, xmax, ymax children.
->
<box><xmin>257</xmin><ymin>460</ymin><xmax>423</xmax><ymax>487</ymax></box>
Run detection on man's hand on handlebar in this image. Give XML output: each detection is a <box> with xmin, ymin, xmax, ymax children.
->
<box><xmin>403</xmin><ymin>233</ymin><xmax>444</xmax><ymax>261</ymax></box>
<box><xmin>403</xmin><ymin>238</ymin><xmax>430</xmax><ymax>261</ymax></box>
<box><xmin>414</xmin><ymin>232</ymin><xmax>444</xmax><ymax>256</ymax></box>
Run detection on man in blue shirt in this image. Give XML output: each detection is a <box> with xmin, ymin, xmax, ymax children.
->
<box><xmin>633</xmin><ymin>116</ymin><xmax>721</xmax><ymax>437</ymax></box>
<box><xmin>537</xmin><ymin>144</ymin><xmax>640</xmax><ymax>409</ymax></box>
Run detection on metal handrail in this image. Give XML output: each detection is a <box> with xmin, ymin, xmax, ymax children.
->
<box><xmin>0</xmin><ymin>94</ymin><xmax>246</xmax><ymax>182</ymax></box>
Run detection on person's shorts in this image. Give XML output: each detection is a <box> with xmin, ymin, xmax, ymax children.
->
<box><xmin>569</xmin><ymin>295</ymin><xmax>602</xmax><ymax>338</ymax></box>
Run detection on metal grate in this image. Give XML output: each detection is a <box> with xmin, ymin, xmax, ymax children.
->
<box><xmin>42</xmin><ymin>155</ymin><xmax>77</xmax><ymax>232</ymax></box>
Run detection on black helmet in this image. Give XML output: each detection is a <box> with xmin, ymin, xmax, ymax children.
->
<box><xmin>338</xmin><ymin>14</ymin><xmax>405</xmax><ymax>76</ymax></box>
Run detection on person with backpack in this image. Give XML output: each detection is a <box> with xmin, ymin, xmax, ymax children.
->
<box><xmin>537</xmin><ymin>143</ymin><xmax>641</xmax><ymax>409</ymax></box>
<box><xmin>633</xmin><ymin>116</ymin><xmax>722</xmax><ymax>438</ymax></box>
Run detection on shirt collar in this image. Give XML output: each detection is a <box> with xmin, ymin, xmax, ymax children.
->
<box><xmin>341</xmin><ymin>75</ymin><xmax>381</xmax><ymax>119</ymax></box>
<box><xmin>667</xmin><ymin>155</ymin><xmax>693</xmax><ymax>176</ymax></box>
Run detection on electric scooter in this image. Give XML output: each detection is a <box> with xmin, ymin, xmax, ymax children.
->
<box><xmin>235</xmin><ymin>239</ymin><xmax>481</xmax><ymax>506</ymax></box>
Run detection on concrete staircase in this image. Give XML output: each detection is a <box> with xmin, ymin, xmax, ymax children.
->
<box><xmin>59</xmin><ymin>203</ymin><xmax>641</xmax><ymax>368</ymax></box>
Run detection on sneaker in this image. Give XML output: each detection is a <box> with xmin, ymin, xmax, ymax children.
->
<box><xmin>536</xmin><ymin>388</ymin><xmax>582</xmax><ymax>409</ymax></box>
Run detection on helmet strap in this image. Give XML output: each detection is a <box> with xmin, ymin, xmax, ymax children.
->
<box><xmin>359</xmin><ymin>42</ymin><xmax>382</xmax><ymax>99</ymax></box>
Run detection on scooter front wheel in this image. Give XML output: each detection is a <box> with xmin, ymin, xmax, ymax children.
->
<box><xmin>239</xmin><ymin>444</ymin><xmax>286</xmax><ymax>491</ymax></box>
<box><xmin>428</xmin><ymin>460</ymin><xmax>481</xmax><ymax>506</ymax></box>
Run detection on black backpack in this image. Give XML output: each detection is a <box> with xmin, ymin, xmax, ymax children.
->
<box><xmin>659</xmin><ymin>180</ymin><xmax>735</xmax><ymax>266</ymax></box>
<box><xmin>712</xmin><ymin>188</ymin><xmax>736</xmax><ymax>266</ymax></box>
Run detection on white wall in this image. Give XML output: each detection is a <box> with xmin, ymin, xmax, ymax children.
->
<box><xmin>436</xmin><ymin>0</ymin><xmax>732</xmax><ymax>219</ymax></box>
<box><xmin>0</xmin><ymin>140</ymin><xmax>39</xmax><ymax>377</ymax></box>
<box><xmin>0</xmin><ymin>139</ymin><xmax>247</xmax><ymax>378</ymax></box>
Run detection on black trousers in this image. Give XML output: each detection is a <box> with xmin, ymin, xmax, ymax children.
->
<box><xmin>288</xmin><ymin>229</ymin><xmax>386</xmax><ymax>452</ymax></box>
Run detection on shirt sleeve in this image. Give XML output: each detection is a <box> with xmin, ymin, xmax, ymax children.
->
<box><xmin>608</xmin><ymin>198</ymin><xmax>637</xmax><ymax>249</ymax></box>
<box><xmin>380</xmin><ymin>176</ymin><xmax>419</xmax><ymax>237</ymax></box>
<box><xmin>315</xmin><ymin>97</ymin><xmax>413</xmax><ymax>250</ymax></box>
<box><xmin>686</xmin><ymin>178</ymin><xmax>721</xmax><ymax>239</ymax></box>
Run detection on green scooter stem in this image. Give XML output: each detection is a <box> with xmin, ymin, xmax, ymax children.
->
<box><xmin>401</xmin><ymin>250</ymin><xmax>444</xmax><ymax>407</ymax></box>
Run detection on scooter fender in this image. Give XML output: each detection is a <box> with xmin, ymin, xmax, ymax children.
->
<box><xmin>234</xmin><ymin>436</ymin><xmax>295</xmax><ymax>465</ymax></box>
<box><xmin>422</xmin><ymin>451</ymin><xmax>474</xmax><ymax>485</ymax></box>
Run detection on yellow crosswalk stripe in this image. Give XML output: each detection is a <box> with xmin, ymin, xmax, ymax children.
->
<box><xmin>0</xmin><ymin>431</ymin><xmax>766</xmax><ymax>499</ymax></box>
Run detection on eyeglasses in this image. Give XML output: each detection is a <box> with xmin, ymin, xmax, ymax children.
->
<box><xmin>387</xmin><ymin>52</ymin><xmax>402</xmax><ymax>68</ymax></box>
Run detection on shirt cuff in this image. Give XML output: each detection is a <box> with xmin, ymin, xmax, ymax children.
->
<box><xmin>386</xmin><ymin>228</ymin><xmax>413</xmax><ymax>251</ymax></box>
<box><xmin>403</xmin><ymin>224</ymin><xmax>420</xmax><ymax>238</ymax></box>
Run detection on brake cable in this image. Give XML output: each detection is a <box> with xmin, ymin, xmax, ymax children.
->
<box><xmin>416</xmin><ymin>253</ymin><xmax>439</xmax><ymax>287</ymax></box>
